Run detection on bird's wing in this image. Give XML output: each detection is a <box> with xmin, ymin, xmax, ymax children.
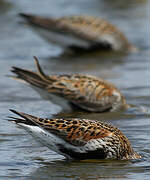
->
<box><xmin>9</xmin><ymin>109</ymin><xmax>112</xmax><ymax>146</ymax></box>
<box><xmin>20</xmin><ymin>14</ymin><xmax>129</xmax><ymax>49</ymax></box>
<box><xmin>10</xmin><ymin>57</ymin><xmax>121</xmax><ymax>111</ymax></box>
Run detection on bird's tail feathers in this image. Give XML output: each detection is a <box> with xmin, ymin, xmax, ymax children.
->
<box><xmin>8</xmin><ymin>109</ymin><xmax>39</xmax><ymax>126</ymax></box>
<box><xmin>10</xmin><ymin>56</ymin><xmax>51</xmax><ymax>89</ymax></box>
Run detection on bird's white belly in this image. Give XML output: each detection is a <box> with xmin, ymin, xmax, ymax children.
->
<box><xmin>30</xmin><ymin>26</ymin><xmax>91</xmax><ymax>48</ymax></box>
<box><xmin>30</xmin><ymin>85</ymin><xmax>71</xmax><ymax>110</ymax></box>
<box><xmin>18</xmin><ymin>124</ymin><xmax>67</xmax><ymax>156</ymax></box>
<box><xmin>18</xmin><ymin>124</ymin><xmax>84</xmax><ymax>158</ymax></box>
<box><xmin>16</xmin><ymin>123</ymin><xmax>117</xmax><ymax>159</ymax></box>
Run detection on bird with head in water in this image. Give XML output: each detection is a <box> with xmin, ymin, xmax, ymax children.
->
<box><xmin>8</xmin><ymin>109</ymin><xmax>141</xmax><ymax>160</ymax></box>
<box><xmin>10</xmin><ymin>57</ymin><xmax>130</xmax><ymax>113</ymax></box>
<box><xmin>19</xmin><ymin>13</ymin><xmax>137</xmax><ymax>53</ymax></box>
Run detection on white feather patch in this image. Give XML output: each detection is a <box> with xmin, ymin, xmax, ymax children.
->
<box><xmin>30</xmin><ymin>26</ymin><xmax>91</xmax><ymax>48</ymax></box>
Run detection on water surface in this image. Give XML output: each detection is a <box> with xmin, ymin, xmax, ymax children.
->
<box><xmin>0</xmin><ymin>0</ymin><xmax>150</xmax><ymax>179</ymax></box>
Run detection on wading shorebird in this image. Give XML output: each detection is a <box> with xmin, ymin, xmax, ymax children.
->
<box><xmin>8</xmin><ymin>109</ymin><xmax>141</xmax><ymax>160</ymax></box>
<box><xmin>19</xmin><ymin>13</ymin><xmax>136</xmax><ymax>53</ymax></box>
<box><xmin>10</xmin><ymin>57</ymin><xmax>129</xmax><ymax>112</ymax></box>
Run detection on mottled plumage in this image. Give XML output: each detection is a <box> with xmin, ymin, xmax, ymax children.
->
<box><xmin>10</xmin><ymin>57</ymin><xmax>129</xmax><ymax>112</ymax></box>
<box><xmin>8</xmin><ymin>109</ymin><xmax>141</xmax><ymax>160</ymax></box>
<box><xmin>20</xmin><ymin>13</ymin><xmax>136</xmax><ymax>52</ymax></box>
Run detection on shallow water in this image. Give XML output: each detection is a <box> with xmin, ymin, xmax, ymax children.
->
<box><xmin>0</xmin><ymin>0</ymin><xmax>150</xmax><ymax>179</ymax></box>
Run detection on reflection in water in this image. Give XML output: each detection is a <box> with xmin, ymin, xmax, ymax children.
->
<box><xmin>52</xmin><ymin>48</ymin><xmax>128</xmax><ymax>60</ymax></box>
<box><xmin>42</xmin><ymin>51</ymin><xmax>126</xmax><ymax>77</ymax></box>
<box><xmin>28</xmin><ymin>159</ymin><xmax>130</xmax><ymax>179</ymax></box>
<box><xmin>52</xmin><ymin>109</ymin><xmax>141</xmax><ymax>122</ymax></box>
<box><xmin>27</xmin><ymin>157</ymin><xmax>149</xmax><ymax>180</ymax></box>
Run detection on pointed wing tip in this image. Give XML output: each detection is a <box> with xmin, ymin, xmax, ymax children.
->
<box><xmin>33</xmin><ymin>56</ymin><xmax>39</xmax><ymax>65</ymax></box>
<box><xmin>10</xmin><ymin>66</ymin><xmax>22</xmax><ymax>74</ymax></box>
<box><xmin>10</xmin><ymin>66</ymin><xmax>16</xmax><ymax>72</ymax></box>
<box><xmin>5</xmin><ymin>116</ymin><xmax>18</xmax><ymax>122</ymax></box>
<box><xmin>6</xmin><ymin>110</ymin><xmax>23</xmax><ymax>123</ymax></box>
<box><xmin>8</xmin><ymin>109</ymin><xmax>39</xmax><ymax>126</ymax></box>
<box><xmin>19</xmin><ymin>13</ymin><xmax>35</xmax><ymax>24</ymax></box>
<box><xmin>9</xmin><ymin>109</ymin><xmax>18</xmax><ymax>115</ymax></box>
<box><xmin>9</xmin><ymin>109</ymin><xmax>15</xmax><ymax>113</ymax></box>
<box><xmin>33</xmin><ymin>56</ymin><xmax>41</xmax><ymax>73</ymax></box>
<box><xmin>19</xmin><ymin>13</ymin><xmax>31</xmax><ymax>19</ymax></box>
<box><xmin>9</xmin><ymin>109</ymin><xmax>24</xmax><ymax>117</ymax></box>
<box><xmin>32</xmin><ymin>56</ymin><xmax>47</xmax><ymax>78</ymax></box>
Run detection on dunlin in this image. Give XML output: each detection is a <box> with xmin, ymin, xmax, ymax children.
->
<box><xmin>10</xmin><ymin>57</ymin><xmax>129</xmax><ymax>112</ymax></box>
<box><xmin>8</xmin><ymin>109</ymin><xmax>141</xmax><ymax>160</ymax></box>
<box><xmin>20</xmin><ymin>13</ymin><xmax>135</xmax><ymax>52</ymax></box>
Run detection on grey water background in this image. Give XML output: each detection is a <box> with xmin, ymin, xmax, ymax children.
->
<box><xmin>0</xmin><ymin>0</ymin><xmax>150</xmax><ymax>179</ymax></box>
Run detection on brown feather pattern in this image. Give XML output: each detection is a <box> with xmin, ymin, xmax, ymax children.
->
<box><xmin>11</xmin><ymin>57</ymin><xmax>128</xmax><ymax>112</ymax></box>
<box><xmin>20</xmin><ymin>14</ymin><xmax>135</xmax><ymax>51</ymax></box>
<box><xmin>9</xmin><ymin>109</ymin><xmax>141</xmax><ymax>160</ymax></box>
